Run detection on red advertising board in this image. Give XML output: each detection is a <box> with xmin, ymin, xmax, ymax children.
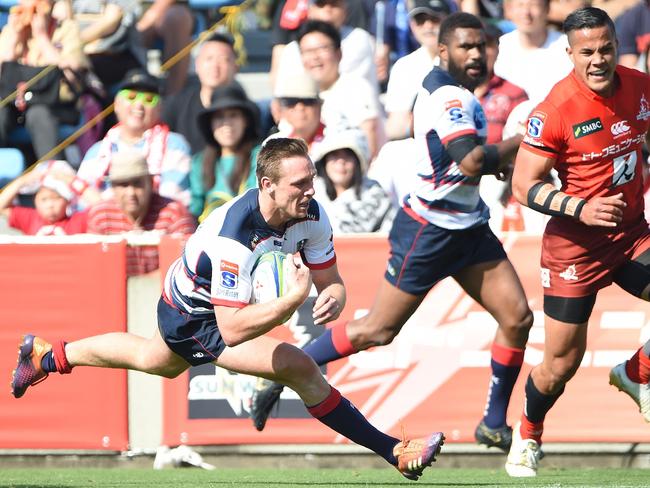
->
<box><xmin>0</xmin><ymin>241</ymin><xmax>129</xmax><ymax>450</ymax></box>
<box><xmin>160</xmin><ymin>234</ymin><xmax>650</xmax><ymax>446</ymax></box>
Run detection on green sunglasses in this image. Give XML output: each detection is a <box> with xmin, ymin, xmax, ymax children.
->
<box><xmin>118</xmin><ymin>89</ymin><xmax>160</xmax><ymax>107</ymax></box>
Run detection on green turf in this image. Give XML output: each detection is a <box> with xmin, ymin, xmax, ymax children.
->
<box><xmin>0</xmin><ymin>468</ymin><xmax>648</xmax><ymax>488</ymax></box>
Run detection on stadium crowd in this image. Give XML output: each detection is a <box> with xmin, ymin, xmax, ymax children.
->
<box><xmin>0</xmin><ymin>0</ymin><xmax>648</xmax><ymax>246</ymax></box>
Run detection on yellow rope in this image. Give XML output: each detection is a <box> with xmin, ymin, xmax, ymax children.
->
<box><xmin>0</xmin><ymin>63</ymin><xmax>58</xmax><ymax>110</ymax></box>
<box><xmin>1</xmin><ymin>0</ymin><xmax>252</xmax><ymax>189</ymax></box>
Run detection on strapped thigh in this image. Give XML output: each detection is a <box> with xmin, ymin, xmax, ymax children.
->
<box><xmin>544</xmin><ymin>294</ymin><xmax>597</xmax><ymax>324</ymax></box>
<box><xmin>612</xmin><ymin>248</ymin><xmax>650</xmax><ymax>301</ymax></box>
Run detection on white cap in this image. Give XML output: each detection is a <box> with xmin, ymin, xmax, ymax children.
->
<box><xmin>274</xmin><ymin>71</ymin><xmax>320</xmax><ymax>99</ymax></box>
<box><xmin>312</xmin><ymin>129</ymin><xmax>370</xmax><ymax>172</ymax></box>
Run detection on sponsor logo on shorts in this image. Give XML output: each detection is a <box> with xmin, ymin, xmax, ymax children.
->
<box><xmin>193</xmin><ymin>352</ymin><xmax>205</xmax><ymax>358</ymax></box>
<box><xmin>572</xmin><ymin>117</ymin><xmax>602</xmax><ymax>139</ymax></box>
<box><xmin>220</xmin><ymin>260</ymin><xmax>239</xmax><ymax>289</ymax></box>
<box><xmin>559</xmin><ymin>264</ymin><xmax>579</xmax><ymax>281</ymax></box>
<box><xmin>540</xmin><ymin>268</ymin><xmax>550</xmax><ymax>288</ymax></box>
<box><xmin>610</xmin><ymin>120</ymin><xmax>630</xmax><ymax>138</ymax></box>
<box><xmin>387</xmin><ymin>262</ymin><xmax>397</xmax><ymax>277</ymax></box>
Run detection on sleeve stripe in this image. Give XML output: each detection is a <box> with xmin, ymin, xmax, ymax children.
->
<box><xmin>522</xmin><ymin>141</ymin><xmax>559</xmax><ymax>155</ymax></box>
<box><xmin>305</xmin><ymin>255</ymin><xmax>337</xmax><ymax>270</ymax></box>
<box><xmin>211</xmin><ymin>298</ymin><xmax>248</xmax><ymax>308</ymax></box>
<box><xmin>440</xmin><ymin>129</ymin><xmax>477</xmax><ymax>145</ymax></box>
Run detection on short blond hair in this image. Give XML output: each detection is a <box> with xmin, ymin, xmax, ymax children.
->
<box><xmin>256</xmin><ymin>138</ymin><xmax>309</xmax><ymax>184</ymax></box>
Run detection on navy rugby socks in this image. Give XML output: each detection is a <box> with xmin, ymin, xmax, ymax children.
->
<box><xmin>307</xmin><ymin>386</ymin><xmax>398</xmax><ymax>465</ymax></box>
<box><xmin>482</xmin><ymin>343</ymin><xmax>524</xmax><ymax>428</ymax></box>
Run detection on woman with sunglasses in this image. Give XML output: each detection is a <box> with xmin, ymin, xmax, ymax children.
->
<box><xmin>191</xmin><ymin>83</ymin><xmax>262</xmax><ymax>221</ymax></box>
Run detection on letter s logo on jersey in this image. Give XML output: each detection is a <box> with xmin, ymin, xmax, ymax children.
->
<box><xmin>526</xmin><ymin>111</ymin><xmax>546</xmax><ymax>138</ymax></box>
<box><xmin>220</xmin><ymin>260</ymin><xmax>239</xmax><ymax>289</ymax></box>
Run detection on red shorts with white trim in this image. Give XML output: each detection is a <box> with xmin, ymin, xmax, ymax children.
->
<box><xmin>540</xmin><ymin>217</ymin><xmax>650</xmax><ymax>297</ymax></box>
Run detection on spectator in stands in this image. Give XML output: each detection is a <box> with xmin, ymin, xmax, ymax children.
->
<box><xmin>0</xmin><ymin>160</ymin><xmax>88</xmax><ymax>235</ymax></box>
<box><xmin>384</xmin><ymin>0</ymin><xmax>450</xmax><ymax>140</ymax></box>
<box><xmin>76</xmin><ymin>69</ymin><xmax>192</xmax><ymax>207</ymax></box>
<box><xmin>135</xmin><ymin>0</ymin><xmax>193</xmax><ymax>94</ymax></box>
<box><xmin>458</xmin><ymin>0</ymin><xmax>502</xmax><ymax>19</ymax></box>
<box><xmin>591</xmin><ymin>0</ymin><xmax>639</xmax><ymax>21</ymax></box>
<box><xmin>614</xmin><ymin>0</ymin><xmax>650</xmax><ymax>69</ymax></box>
<box><xmin>86</xmin><ymin>151</ymin><xmax>195</xmax><ymax>275</ymax></box>
<box><xmin>273</xmin><ymin>0</ymin><xmax>378</xmax><ymax>92</ymax></box>
<box><xmin>163</xmin><ymin>33</ymin><xmax>240</xmax><ymax>156</ymax></box>
<box><xmin>71</xmin><ymin>0</ymin><xmax>145</xmax><ymax>89</ymax></box>
<box><xmin>268</xmin><ymin>71</ymin><xmax>326</xmax><ymax>159</ymax></box>
<box><xmin>475</xmin><ymin>24</ymin><xmax>528</xmax><ymax>145</ymax></box>
<box><xmin>0</xmin><ymin>0</ymin><xmax>88</xmax><ymax>159</ymax></box>
<box><xmin>313</xmin><ymin>129</ymin><xmax>394</xmax><ymax>234</ymax></box>
<box><xmin>298</xmin><ymin>20</ymin><xmax>383</xmax><ymax>159</ymax></box>
<box><xmin>191</xmin><ymin>83</ymin><xmax>262</xmax><ymax>220</ymax></box>
<box><xmin>494</xmin><ymin>0</ymin><xmax>572</xmax><ymax>103</ymax></box>
<box><xmin>547</xmin><ymin>0</ymin><xmax>587</xmax><ymax>29</ymax></box>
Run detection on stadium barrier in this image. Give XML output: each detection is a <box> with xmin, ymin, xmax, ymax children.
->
<box><xmin>0</xmin><ymin>233</ymin><xmax>649</xmax><ymax>450</ymax></box>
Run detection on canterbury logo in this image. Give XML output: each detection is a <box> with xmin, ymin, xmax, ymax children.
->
<box><xmin>611</xmin><ymin>120</ymin><xmax>630</xmax><ymax>136</ymax></box>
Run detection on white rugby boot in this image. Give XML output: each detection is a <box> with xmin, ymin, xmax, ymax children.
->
<box><xmin>505</xmin><ymin>422</ymin><xmax>541</xmax><ymax>477</ymax></box>
<box><xmin>609</xmin><ymin>362</ymin><xmax>650</xmax><ymax>422</ymax></box>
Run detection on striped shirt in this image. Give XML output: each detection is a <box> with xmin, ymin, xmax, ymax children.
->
<box><xmin>87</xmin><ymin>194</ymin><xmax>196</xmax><ymax>276</ymax></box>
<box><xmin>409</xmin><ymin>67</ymin><xmax>490</xmax><ymax>230</ymax></box>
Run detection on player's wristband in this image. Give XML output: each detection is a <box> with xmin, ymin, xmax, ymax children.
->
<box><xmin>480</xmin><ymin>144</ymin><xmax>500</xmax><ymax>175</ymax></box>
<box><xmin>527</xmin><ymin>182</ymin><xmax>586</xmax><ymax>219</ymax></box>
<box><xmin>69</xmin><ymin>176</ymin><xmax>88</xmax><ymax>196</ymax></box>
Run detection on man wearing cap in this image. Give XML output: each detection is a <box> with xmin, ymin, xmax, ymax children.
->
<box><xmin>0</xmin><ymin>161</ymin><xmax>88</xmax><ymax>236</ymax></box>
<box><xmin>163</xmin><ymin>34</ymin><xmax>243</xmax><ymax>155</ymax></box>
<box><xmin>86</xmin><ymin>151</ymin><xmax>195</xmax><ymax>276</ymax></box>
<box><xmin>384</xmin><ymin>0</ymin><xmax>451</xmax><ymax>141</ymax></box>
<box><xmin>268</xmin><ymin>71</ymin><xmax>326</xmax><ymax>159</ymax></box>
<box><xmin>77</xmin><ymin>69</ymin><xmax>192</xmax><ymax>208</ymax></box>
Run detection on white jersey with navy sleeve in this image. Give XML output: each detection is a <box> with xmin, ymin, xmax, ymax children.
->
<box><xmin>407</xmin><ymin>67</ymin><xmax>490</xmax><ymax>230</ymax></box>
<box><xmin>163</xmin><ymin>189</ymin><xmax>336</xmax><ymax>315</ymax></box>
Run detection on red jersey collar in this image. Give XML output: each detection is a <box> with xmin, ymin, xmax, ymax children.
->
<box><xmin>569</xmin><ymin>66</ymin><xmax>622</xmax><ymax>102</ymax></box>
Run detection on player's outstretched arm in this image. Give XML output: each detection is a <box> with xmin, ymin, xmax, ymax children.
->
<box><xmin>214</xmin><ymin>256</ymin><xmax>312</xmax><ymax>346</ymax></box>
<box><xmin>311</xmin><ymin>263</ymin><xmax>346</xmax><ymax>326</ymax></box>
<box><xmin>512</xmin><ymin>147</ymin><xmax>626</xmax><ymax>227</ymax></box>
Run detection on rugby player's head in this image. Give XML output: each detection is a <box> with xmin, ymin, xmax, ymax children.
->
<box><xmin>564</xmin><ymin>7</ymin><xmax>618</xmax><ymax>97</ymax></box>
<box><xmin>257</xmin><ymin>138</ymin><xmax>316</xmax><ymax>222</ymax></box>
<box><xmin>438</xmin><ymin>12</ymin><xmax>488</xmax><ymax>91</ymax></box>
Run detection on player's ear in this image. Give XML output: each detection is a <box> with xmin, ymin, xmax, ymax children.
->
<box><xmin>260</xmin><ymin>175</ymin><xmax>275</xmax><ymax>194</ymax></box>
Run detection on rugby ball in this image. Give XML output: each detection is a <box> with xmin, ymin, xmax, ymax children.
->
<box><xmin>250</xmin><ymin>251</ymin><xmax>291</xmax><ymax>304</ymax></box>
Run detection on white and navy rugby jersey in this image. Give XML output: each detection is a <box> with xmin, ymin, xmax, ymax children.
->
<box><xmin>163</xmin><ymin>189</ymin><xmax>336</xmax><ymax>314</ymax></box>
<box><xmin>408</xmin><ymin>67</ymin><xmax>490</xmax><ymax>230</ymax></box>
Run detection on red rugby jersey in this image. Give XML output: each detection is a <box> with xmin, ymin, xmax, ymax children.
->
<box><xmin>521</xmin><ymin>65</ymin><xmax>650</xmax><ymax>226</ymax></box>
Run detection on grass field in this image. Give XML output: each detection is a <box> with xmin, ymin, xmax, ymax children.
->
<box><xmin>0</xmin><ymin>467</ymin><xmax>648</xmax><ymax>488</ymax></box>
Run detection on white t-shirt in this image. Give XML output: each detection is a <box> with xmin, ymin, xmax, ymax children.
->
<box><xmin>320</xmin><ymin>74</ymin><xmax>381</xmax><ymax>132</ymax></box>
<box><xmin>367</xmin><ymin>138</ymin><xmax>419</xmax><ymax>208</ymax></box>
<box><xmin>278</xmin><ymin>25</ymin><xmax>378</xmax><ymax>91</ymax></box>
<box><xmin>493</xmin><ymin>29</ymin><xmax>572</xmax><ymax>104</ymax></box>
<box><xmin>384</xmin><ymin>47</ymin><xmax>439</xmax><ymax>114</ymax></box>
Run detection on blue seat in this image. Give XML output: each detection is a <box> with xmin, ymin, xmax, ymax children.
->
<box><xmin>0</xmin><ymin>147</ymin><xmax>24</xmax><ymax>188</ymax></box>
<box><xmin>188</xmin><ymin>0</ymin><xmax>243</xmax><ymax>11</ymax></box>
<box><xmin>0</xmin><ymin>0</ymin><xmax>18</xmax><ymax>9</ymax></box>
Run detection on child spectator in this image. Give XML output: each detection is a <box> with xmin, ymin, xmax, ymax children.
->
<box><xmin>312</xmin><ymin>129</ymin><xmax>394</xmax><ymax>234</ymax></box>
<box><xmin>0</xmin><ymin>160</ymin><xmax>88</xmax><ymax>235</ymax></box>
